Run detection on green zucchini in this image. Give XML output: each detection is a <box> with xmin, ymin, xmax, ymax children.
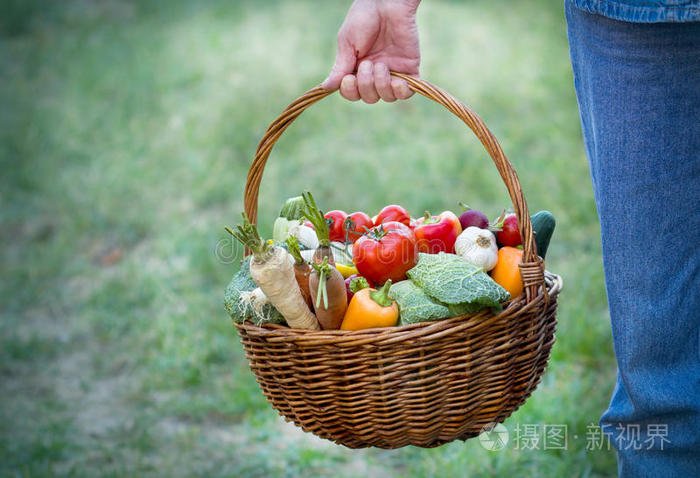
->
<box><xmin>531</xmin><ymin>210</ymin><xmax>555</xmax><ymax>259</ymax></box>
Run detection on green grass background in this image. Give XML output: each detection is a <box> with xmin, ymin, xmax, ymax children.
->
<box><xmin>1</xmin><ymin>0</ymin><xmax>617</xmax><ymax>476</ymax></box>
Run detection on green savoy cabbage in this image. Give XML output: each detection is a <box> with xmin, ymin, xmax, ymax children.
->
<box><xmin>223</xmin><ymin>256</ymin><xmax>285</xmax><ymax>325</ymax></box>
<box><xmin>407</xmin><ymin>252</ymin><xmax>510</xmax><ymax>313</ymax></box>
<box><xmin>389</xmin><ymin>280</ymin><xmax>450</xmax><ymax>325</ymax></box>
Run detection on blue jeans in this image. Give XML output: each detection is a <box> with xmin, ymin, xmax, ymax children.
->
<box><xmin>571</xmin><ymin>0</ymin><xmax>700</xmax><ymax>22</ymax></box>
<box><xmin>565</xmin><ymin>2</ymin><xmax>700</xmax><ymax>477</ymax></box>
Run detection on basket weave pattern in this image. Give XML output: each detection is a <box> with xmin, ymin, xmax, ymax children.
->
<box><xmin>236</xmin><ymin>74</ymin><xmax>562</xmax><ymax>449</ymax></box>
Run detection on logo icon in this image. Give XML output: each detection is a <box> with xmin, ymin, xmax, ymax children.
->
<box><xmin>478</xmin><ymin>423</ymin><xmax>509</xmax><ymax>451</ymax></box>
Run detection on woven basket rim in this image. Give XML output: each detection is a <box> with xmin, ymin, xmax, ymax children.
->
<box><xmin>235</xmin><ymin>271</ymin><xmax>562</xmax><ymax>344</ymax></box>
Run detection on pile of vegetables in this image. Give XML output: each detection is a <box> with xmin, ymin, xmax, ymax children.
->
<box><xmin>224</xmin><ymin>193</ymin><xmax>555</xmax><ymax>331</ymax></box>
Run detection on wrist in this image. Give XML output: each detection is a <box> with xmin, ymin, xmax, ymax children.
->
<box><xmin>376</xmin><ymin>0</ymin><xmax>421</xmax><ymax>13</ymax></box>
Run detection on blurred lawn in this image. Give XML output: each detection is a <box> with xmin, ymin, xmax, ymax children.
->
<box><xmin>0</xmin><ymin>0</ymin><xmax>617</xmax><ymax>476</ymax></box>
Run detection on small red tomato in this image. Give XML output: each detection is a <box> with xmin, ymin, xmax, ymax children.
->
<box><xmin>353</xmin><ymin>221</ymin><xmax>418</xmax><ymax>285</ymax></box>
<box><xmin>324</xmin><ymin>210</ymin><xmax>348</xmax><ymax>242</ymax></box>
<box><xmin>497</xmin><ymin>213</ymin><xmax>522</xmax><ymax>247</ymax></box>
<box><xmin>374</xmin><ymin>205</ymin><xmax>411</xmax><ymax>227</ymax></box>
<box><xmin>344</xmin><ymin>212</ymin><xmax>373</xmax><ymax>244</ymax></box>
<box><xmin>413</xmin><ymin>211</ymin><xmax>462</xmax><ymax>253</ymax></box>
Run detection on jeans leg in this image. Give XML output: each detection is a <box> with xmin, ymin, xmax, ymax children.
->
<box><xmin>565</xmin><ymin>2</ymin><xmax>700</xmax><ymax>477</ymax></box>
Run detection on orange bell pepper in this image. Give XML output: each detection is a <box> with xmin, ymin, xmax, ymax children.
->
<box><xmin>340</xmin><ymin>280</ymin><xmax>399</xmax><ymax>330</ymax></box>
<box><xmin>490</xmin><ymin>246</ymin><xmax>524</xmax><ymax>300</ymax></box>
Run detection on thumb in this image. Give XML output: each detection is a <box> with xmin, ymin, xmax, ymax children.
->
<box><xmin>322</xmin><ymin>39</ymin><xmax>357</xmax><ymax>91</ymax></box>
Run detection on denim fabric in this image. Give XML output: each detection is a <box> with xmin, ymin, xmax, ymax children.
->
<box><xmin>565</xmin><ymin>2</ymin><xmax>700</xmax><ymax>477</ymax></box>
<box><xmin>571</xmin><ymin>0</ymin><xmax>700</xmax><ymax>22</ymax></box>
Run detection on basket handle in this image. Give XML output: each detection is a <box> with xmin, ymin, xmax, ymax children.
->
<box><xmin>243</xmin><ymin>72</ymin><xmax>546</xmax><ymax>303</ymax></box>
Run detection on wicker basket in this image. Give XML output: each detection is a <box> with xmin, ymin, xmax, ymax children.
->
<box><xmin>236</xmin><ymin>73</ymin><xmax>562</xmax><ymax>449</ymax></box>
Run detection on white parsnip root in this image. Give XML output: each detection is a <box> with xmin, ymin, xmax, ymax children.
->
<box><xmin>239</xmin><ymin>287</ymin><xmax>274</xmax><ymax>323</ymax></box>
<box><xmin>249</xmin><ymin>247</ymin><xmax>319</xmax><ymax>330</ymax></box>
<box><xmin>226</xmin><ymin>213</ymin><xmax>319</xmax><ymax>330</ymax></box>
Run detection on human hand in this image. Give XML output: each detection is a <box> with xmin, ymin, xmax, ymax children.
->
<box><xmin>322</xmin><ymin>0</ymin><xmax>421</xmax><ymax>103</ymax></box>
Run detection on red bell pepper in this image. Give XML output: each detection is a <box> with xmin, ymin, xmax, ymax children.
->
<box><xmin>412</xmin><ymin>210</ymin><xmax>462</xmax><ymax>253</ymax></box>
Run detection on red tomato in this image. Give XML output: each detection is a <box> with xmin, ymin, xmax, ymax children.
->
<box><xmin>344</xmin><ymin>211</ymin><xmax>373</xmax><ymax>244</ymax></box>
<box><xmin>497</xmin><ymin>213</ymin><xmax>522</xmax><ymax>247</ymax></box>
<box><xmin>374</xmin><ymin>205</ymin><xmax>411</xmax><ymax>227</ymax></box>
<box><xmin>324</xmin><ymin>210</ymin><xmax>348</xmax><ymax>242</ymax></box>
<box><xmin>413</xmin><ymin>211</ymin><xmax>462</xmax><ymax>253</ymax></box>
<box><xmin>353</xmin><ymin>221</ymin><xmax>418</xmax><ymax>285</ymax></box>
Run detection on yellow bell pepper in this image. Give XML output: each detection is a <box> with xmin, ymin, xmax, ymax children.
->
<box><xmin>335</xmin><ymin>262</ymin><xmax>358</xmax><ymax>279</ymax></box>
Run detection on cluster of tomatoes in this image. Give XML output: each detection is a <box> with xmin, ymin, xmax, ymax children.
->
<box><xmin>310</xmin><ymin>205</ymin><xmax>413</xmax><ymax>287</ymax></box>
<box><xmin>314</xmin><ymin>204</ymin><xmax>520</xmax><ymax>289</ymax></box>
